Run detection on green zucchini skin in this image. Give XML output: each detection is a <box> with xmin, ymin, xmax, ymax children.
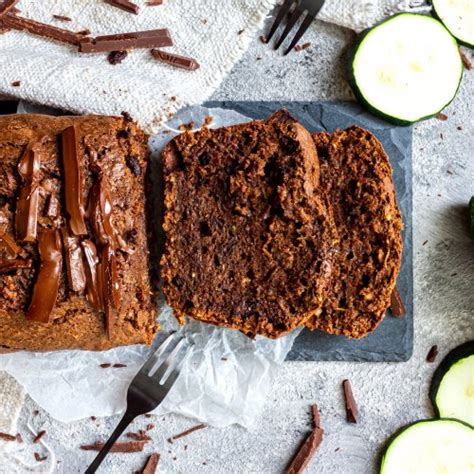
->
<box><xmin>347</xmin><ymin>13</ymin><xmax>463</xmax><ymax>126</ymax></box>
<box><xmin>431</xmin><ymin>0</ymin><xmax>474</xmax><ymax>49</ymax></box>
<box><xmin>429</xmin><ymin>340</ymin><xmax>474</xmax><ymax>425</ymax></box>
<box><xmin>379</xmin><ymin>418</ymin><xmax>474</xmax><ymax>473</ymax></box>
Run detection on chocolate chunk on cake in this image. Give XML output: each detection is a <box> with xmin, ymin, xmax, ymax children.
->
<box><xmin>0</xmin><ymin>114</ymin><xmax>156</xmax><ymax>351</ymax></box>
<box><xmin>306</xmin><ymin>126</ymin><xmax>403</xmax><ymax>338</ymax></box>
<box><xmin>161</xmin><ymin>111</ymin><xmax>337</xmax><ymax>338</ymax></box>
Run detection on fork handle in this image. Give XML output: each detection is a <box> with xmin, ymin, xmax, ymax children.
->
<box><xmin>85</xmin><ymin>411</ymin><xmax>135</xmax><ymax>474</ymax></box>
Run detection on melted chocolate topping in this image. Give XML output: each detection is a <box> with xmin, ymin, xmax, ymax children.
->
<box><xmin>15</xmin><ymin>142</ymin><xmax>41</xmax><ymax>242</ymax></box>
<box><xmin>26</xmin><ymin>229</ymin><xmax>62</xmax><ymax>323</ymax></box>
<box><xmin>61</xmin><ymin>227</ymin><xmax>86</xmax><ymax>292</ymax></box>
<box><xmin>61</xmin><ymin>126</ymin><xmax>87</xmax><ymax>235</ymax></box>
<box><xmin>81</xmin><ymin>239</ymin><xmax>102</xmax><ymax>311</ymax></box>
<box><xmin>99</xmin><ymin>244</ymin><xmax>119</xmax><ymax>338</ymax></box>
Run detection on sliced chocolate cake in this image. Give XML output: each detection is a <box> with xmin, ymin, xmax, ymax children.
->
<box><xmin>161</xmin><ymin>112</ymin><xmax>337</xmax><ymax>338</ymax></box>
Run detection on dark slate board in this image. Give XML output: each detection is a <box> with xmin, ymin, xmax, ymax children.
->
<box><xmin>205</xmin><ymin>101</ymin><xmax>413</xmax><ymax>362</ymax></box>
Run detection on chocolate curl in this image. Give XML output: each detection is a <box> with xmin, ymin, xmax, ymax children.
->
<box><xmin>60</xmin><ymin>126</ymin><xmax>87</xmax><ymax>235</ymax></box>
<box><xmin>81</xmin><ymin>239</ymin><xmax>102</xmax><ymax>311</ymax></box>
<box><xmin>15</xmin><ymin>142</ymin><xmax>41</xmax><ymax>242</ymax></box>
<box><xmin>61</xmin><ymin>227</ymin><xmax>86</xmax><ymax>292</ymax></box>
<box><xmin>26</xmin><ymin>230</ymin><xmax>62</xmax><ymax>323</ymax></box>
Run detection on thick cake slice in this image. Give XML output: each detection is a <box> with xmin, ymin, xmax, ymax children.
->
<box><xmin>306</xmin><ymin>126</ymin><xmax>403</xmax><ymax>338</ymax></box>
<box><xmin>161</xmin><ymin>112</ymin><xmax>336</xmax><ymax>338</ymax></box>
<box><xmin>0</xmin><ymin>114</ymin><xmax>156</xmax><ymax>351</ymax></box>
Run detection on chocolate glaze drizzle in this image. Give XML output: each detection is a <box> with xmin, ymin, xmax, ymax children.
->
<box><xmin>26</xmin><ymin>229</ymin><xmax>62</xmax><ymax>323</ymax></box>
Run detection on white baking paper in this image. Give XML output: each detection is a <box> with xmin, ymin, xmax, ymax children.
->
<box><xmin>0</xmin><ymin>105</ymin><xmax>300</xmax><ymax>428</ymax></box>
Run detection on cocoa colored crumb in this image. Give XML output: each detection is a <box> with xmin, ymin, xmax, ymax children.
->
<box><xmin>170</xmin><ymin>96</ymin><xmax>176</xmax><ymax>101</ymax></box>
<box><xmin>16</xmin><ymin>433</ymin><xmax>23</xmax><ymax>443</ymax></box>
<box><xmin>167</xmin><ymin>423</ymin><xmax>208</xmax><ymax>443</ymax></box>
<box><xmin>426</xmin><ymin>345</ymin><xmax>438</xmax><ymax>363</ymax></box>
<box><xmin>11</xmin><ymin>81</ymin><xmax>20</xmax><ymax>87</ymax></box>
<box><xmin>237</xmin><ymin>29</ymin><xmax>244</xmax><ymax>35</ymax></box>
<box><xmin>34</xmin><ymin>452</ymin><xmax>47</xmax><ymax>462</ymax></box>
<box><xmin>0</xmin><ymin>432</ymin><xmax>16</xmax><ymax>441</ymax></box>
<box><xmin>52</xmin><ymin>14</ymin><xmax>72</xmax><ymax>22</ymax></box>
<box><xmin>436</xmin><ymin>112</ymin><xmax>448</xmax><ymax>121</ymax></box>
<box><xmin>221</xmin><ymin>357</ymin><xmax>227</xmax><ymax>361</ymax></box>
<box><xmin>457</xmin><ymin>125</ymin><xmax>463</xmax><ymax>130</ymax></box>
<box><xmin>259</xmin><ymin>35</ymin><xmax>267</xmax><ymax>43</ymax></box>
<box><xmin>294</xmin><ymin>42</ymin><xmax>310</xmax><ymax>52</ymax></box>
<box><xmin>33</xmin><ymin>430</ymin><xmax>46</xmax><ymax>444</ymax></box>
<box><xmin>33</xmin><ymin>410</ymin><xmax>39</xmax><ymax>416</ymax></box>
<box><xmin>108</xmin><ymin>50</ymin><xmax>128</xmax><ymax>65</ymax></box>
<box><xmin>100</xmin><ymin>363</ymin><xmax>111</xmax><ymax>368</ymax></box>
<box><xmin>113</xmin><ymin>363</ymin><xmax>127</xmax><ymax>368</ymax></box>
<box><xmin>460</xmin><ymin>50</ymin><xmax>472</xmax><ymax>70</ymax></box>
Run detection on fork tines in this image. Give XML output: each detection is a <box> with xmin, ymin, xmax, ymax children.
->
<box><xmin>266</xmin><ymin>0</ymin><xmax>325</xmax><ymax>56</ymax></box>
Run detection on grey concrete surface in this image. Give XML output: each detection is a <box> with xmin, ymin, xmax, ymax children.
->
<box><xmin>14</xmin><ymin>18</ymin><xmax>474</xmax><ymax>474</ymax></box>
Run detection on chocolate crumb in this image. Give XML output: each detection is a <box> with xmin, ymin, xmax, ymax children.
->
<box><xmin>460</xmin><ymin>50</ymin><xmax>472</xmax><ymax>70</ymax></box>
<box><xmin>440</xmin><ymin>133</ymin><xmax>443</xmax><ymax>139</ymax></box>
<box><xmin>113</xmin><ymin>363</ymin><xmax>127</xmax><ymax>368</ymax></box>
<box><xmin>426</xmin><ymin>345</ymin><xmax>438</xmax><ymax>363</ymax></box>
<box><xmin>167</xmin><ymin>423</ymin><xmax>208</xmax><ymax>443</ymax></box>
<box><xmin>256</xmin><ymin>56</ymin><xmax>262</xmax><ymax>60</ymax></box>
<box><xmin>170</xmin><ymin>96</ymin><xmax>176</xmax><ymax>101</ymax></box>
<box><xmin>80</xmin><ymin>440</ymin><xmax>147</xmax><ymax>452</ymax></box>
<box><xmin>237</xmin><ymin>29</ymin><xmax>244</xmax><ymax>35</ymax></box>
<box><xmin>145</xmin><ymin>414</ymin><xmax>152</xmax><ymax>418</ymax></box>
<box><xmin>100</xmin><ymin>363</ymin><xmax>111</xmax><ymax>368</ymax></box>
<box><xmin>0</xmin><ymin>432</ymin><xmax>17</xmax><ymax>441</ymax></box>
<box><xmin>221</xmin><ymin>357</ymin><xmax>227</xmax><ymax>361</ymax></box>
<box><xmin>121</xmin><ymin>111</ymin><xmax>133</xmax><ymax>122</ymax></box>
<box><xmin>286</xmin><ymin>428</ymin><xmax>324</xmax><ymax>474</ymax></box>
<box><xmin>53</xmin><ymin>14</ymin><xmax>72</xmax><ymax>22</ymax></box>
<box><xmin>457</xmin><ymin>126</ymin><xmax>463</xmax><ymax>131</ymax></box>
<box><xmin>436</xmin><ymin>112</ymin><xmax>448</xmax><ymax>121</ymax></box>
<box><xmin>34</xmin><ymin>452</ymin><xmax>47</xmax><ymax>462</ymax></box>
<box><xmin>16</xmin><ymin>433</ymin><xmax>23</xmax><ymax>443</ymax></box>
<box><xmin>390</xmin><ymin>286</ymin><xmax>405</xmax><ymax>317</ymax></box>
<box><xmin>451</xmin><ymin>272</ymin><xmax>458</xmax><ymax>277</ymax></box>
<box><xmin>33</xmin><ymin>430</ymin><xmax>46</xmax><ymax>444</ymax></box>
<box><xmin>184</xmin><ymin>445</ymin><xmax>188</xmax><ymax>450</ymax></box>
<box><xmin>11</xmin><ymin>81</ymin><xmax>20</xmax><ymax>87</ymax></box>
<box><xmin>259</xmin><ymin>35</ymin><xmax>267</xmax><ymax>43</ymax></box>
<box><xmin>422</xmin><ymin>240</ymin><xmax>428</xmax><ymax>246</ymax></box>
<box><xmin>342</xmin><ymin>379</ymin><xmax>358</xmax><ymax>423</ymax></box>
<box><xmin>108</xmin><ymin>50</ymin><xmax>128</xmax><ymax>65</ymax></box>
<box><xmin>141</xmin><ymin>453</ymin><xmax>160</xmax><ymax>474</ymax></box>
<box><xmin>90</xmin><ymin>416</ymin><xmax>97</xmax><ymax>421</ymax></box>
<box><xmin>335</xmin><ymin>447</ymin><xmax>340</xmax><ymax>452</ymax></box>
<box><xmin>146</xmin><ymin>424</ymin><xmax>155</xmax><ymax>431</ymax></box>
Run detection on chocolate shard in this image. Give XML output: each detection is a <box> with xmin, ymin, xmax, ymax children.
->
<box><xmin>79</xmin><ymin>28</ymin><xmax>172</xmax><ymax>53</ymax></box>
<box><xmin>15</xmin><ymin>142</ymin><xmax>41</xmax><ymax>242</ymax></box>
<box><xmin>33</xmin><ymin>430</ymin><xmax>46</xmax><ymax>444</ymax></box>
<box><xmin>426</xmin><ymin>344</ymin><xmax>439</xmax><ymax>363</ymax></box>
<box><xmin>81</xmin><ymin>239</ymin><xmax>102</xmax><ymax>311</ymax></box>
<box><xmin>311</xmin><ymin>404</ymin><xmax>321</xmax><ymax>429</ymax></box>
<box><xmin>151</xmin><ymin>49</ymin><xmax>200</xmax><ymax>70</ymax></box>
<box><xmin>0</xmin><ymin>0</ymin><xmax>18</xmax><ymax>17</ymax></box>
<box><xmin>0</xmin><ymin>231</ymin><xmax>22</xmax><ymax>257</ymax></box>
<box><xmin>99</xmin><ymin>244</ymin><xmax>119</xmax><ymax>339</ymax></box>
<box><xmin>141</xmin><ymin>453</ymin><xmax>160</xmax><ymax>474</ymax></box>
<box><xmin>61</xmin><ymin>227</ymin><xmax>86</xmax><ymax>292</ymax></box>
<box><xmin>26</xmin><ymin>229</ymin><xmax>62</xmax><ymax>323</ymax></box>
<box><xmin>146</xmin><ymin>0</ymin><xmax>163</xmax><ymax>5</ymax></box>
<box><xmin>390</xmin><ymin>286</ymin><xmax>405</xmax><ymax>317</ymax></box>
<box><xmin>80</xmin><ymin>440</ymin><xmax>147</xmax><ymax>452</ymax></box>
<box><xmin>0</xmin><ymin>432</ymin><xmax>17</xmax><ymax>441</ymax></box>
<box><xmin>286</xmin><ymin>428</ymin><xmax>324</xmax><ymax>474</ymax></box>
<box><xmin>342</xmin><ymin>379</ymin><xmax>358</xmax><ymax>424</ymax></box>
<box><xmin>60</xmin><ymin>126</ymin><xmax>87</xmax><ymax>235</ymax></box>
<box><xmin>52</xmin><ymin>14</ymin><xmax>72</xmax><ymax>22</ymax></box>
<box><xmin>104</xmin><ymin>0</ymin><xmax>139</xmax><ymax>15</ymax></box>
<box><xmin>167</xmin><ymin>423</ymin><xmax>208</xmax><ymax>443</ymax></box>
<box><xmin>0</xmin><ymin>258</ymin><xmax>32</xmax><ymax>273</ymax></box>
<box><xmin>2</xmin><ymin>14</ymin><xmax>84</xmax><ymax>46</ymax></box>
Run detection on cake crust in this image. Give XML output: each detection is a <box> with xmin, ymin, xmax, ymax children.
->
<box><xmin>0</xmin><ymin>114</ymin><xmax>156</xmax><ymax>351</ymax></box>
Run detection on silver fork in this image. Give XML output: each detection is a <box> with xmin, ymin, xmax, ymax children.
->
<box><xmin>85</xmin><ymin>333</ymin><xmax>189</xmax><ymax>473</ymax></box>
<box><xmin>266</xmin><ymin>0</ymin><xmax>326</xmax><ymax>55</ymax></box>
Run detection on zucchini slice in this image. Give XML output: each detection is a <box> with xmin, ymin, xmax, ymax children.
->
<box><xmin>349</xmin><ymin>13</ymin><xmax>463</xmax><ymax>125</ymax></box>
<box><xmin>432</xmin><ymin>0</ymin><xmax>474</xmax><ymax>48</ymax></box>
<box><xmin>430</xmin><ymin>341</ymin><xmax>474</xmax><ymax>426</ymax></box>
<box><xmin>380</xmin><ymin>419</ymin><xmax>474</xmax><ymax>473</ymax></box>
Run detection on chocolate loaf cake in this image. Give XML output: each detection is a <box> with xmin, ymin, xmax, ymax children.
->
<box><xmin>305</xmin><ymin>126</ymin><xmax>403</xmax><ymax>338</ymax></box>
<box><xmin>161</xmin><ymin>112</ymin><xmax>337</xmax><ymax>338</ymax></box>
<box><xmin>0</xmin><ymin>114</ymin><xmax>156</xmax><ymax>351</ymax></box>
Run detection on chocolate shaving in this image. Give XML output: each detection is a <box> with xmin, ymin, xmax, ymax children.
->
<box><xmin>167</xmin><ymin>423</ymin><xmax>208</xmax><ymax>443</ymax></box>
<box><xmin>0</xmin><ymin>0</ymin><xmax>18</xmax><ymax>17</ymax></box>
<box><xmin>34</xmin><ymin>452</ymin><xmax>47</xmax><ymax>462</ymax></box>
<box><xmin>108</xmin><ymin>50</ymin><xmax>128</xmax><ymax>65</ymax></box>
<box><xmin>52</xmin><ymin>14</ymin><xmax>72</xmax><ymax>22</ymax></box>
<box><xmin>99</xmin><ymin>363</ymin><xmax>111</xmax><ymax>368</ymax></box>
<box><xmin>15</xmin><ymin>141</ymin><xmax>41</xmax><ymax>242</ymax></box>
<box><xmin>82</xmin><ymin>239</ymin><xmax>102</xmax><ymax>311</ymax></box>
<box><xmin>390</xmin><ymin>286</ymin><xmax>405</xmax><ymax>317</ymax></box>
<box><xmin>11</xmin><ymin>80</ymin><xmax>20</xmax><ymax>87</ymax></box>
<box><xmin>460</xmin><ymin>50</ymin><xmax>472</xmax><ymax>71</ymax></box>
<box><xmin>61</xmin><ymin>227</ymin><xmax>86</xmax><ymax>292</ymax></box>
<box><xmin>146</xmin><ymin>424</ymin><xmax>155</xmax><ymax>431</ymax></box>
<box><xmin>16</xmin><ymin>433</ymin><xmax>23</xmax><ymax>443</ymax></box>
<box><xmin>99</xmin><ymin>244</ymin><xmax>119</xmax><ymax>338</ymax></box>
<box><xmin>79</xmin><ymin>29</ymin><xmax>172</xmax><ymax>53</ymax></box>
<box><xmin>0</xmin><ymin>432</ymin><xmax>17</xmax><ymax>441</ymax></box>
<box><xmin>0</xmin><ymin>258</ymin><xmax>32</xmax><ymax>273</ymax></box>
<box><xmin>80</xmin><ymin>440</ymin><xmax>147</xmax><ymax>452</ymax></box>
<box><xmin>146</xmin><ymin>0</ymin><xmax>163</xmax><ymax>5</ymax></box>
<box><xmin>426</xmin><ymin>344</ymin><xmax>439</xmax><ymax>363</ymax></box>
<box><xmin>26</xmin><ymin>229</ymin><xmax>62</xmax><ymax>323</ymax></box>
<box><xmin>33</xmin><ymin>430</ymin><xmax>46</xmax><ymax>444</ymax></box>
<box><xmin>151</xmin><ymin>49</ymin><xmax>200</xmax><ymax>70</ymax></box>
<box><xmin>286</xmin><ymin>428</ymin><xmax>323</xmax><ymax>474</ymax></box>
<box><xmin>141</xmin><ymin>453</ymin><xmax>160</xmax><ymax>474</ymax></box>
<box><xmin>127</xmin><ymin>430</ymin><xmax>152</xmax><ymax>441</ymax></box>
<box><xmin>311</xmin><ymin>404</ymin><xmax>321</xmax><ymax>429</ymax></box>
<box><xmin>113</xmin><ymin>363</ymin><xmax>126</xmax><ymax>368</ymax></box>
<box><xmin>60</xmin><ymin>125</ymin><xmax>87</xmax><ymax>235</ymax></box>
<box><xmin>342</xmin><ymin>379</ymin><xmax>358</xmax><ymax>423</ymax></box>
<box><xmin>2</xmin><ymin>14</ymin><xmax>84</xmax><ymax>46</ymax></box>
<box><xmin>0</xmin><ymin>231</ymin><xmax>22</xmax><ymax>257</ymax></box>
<box><xmin>436</xmin><ymin>112</ymin><xmax>448</xmax><ymax>121</ymax></box>
<box><xmin>104</xmin><ymin>0</ymin><xmax>139</xmax><ymax>15</ymax></box>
